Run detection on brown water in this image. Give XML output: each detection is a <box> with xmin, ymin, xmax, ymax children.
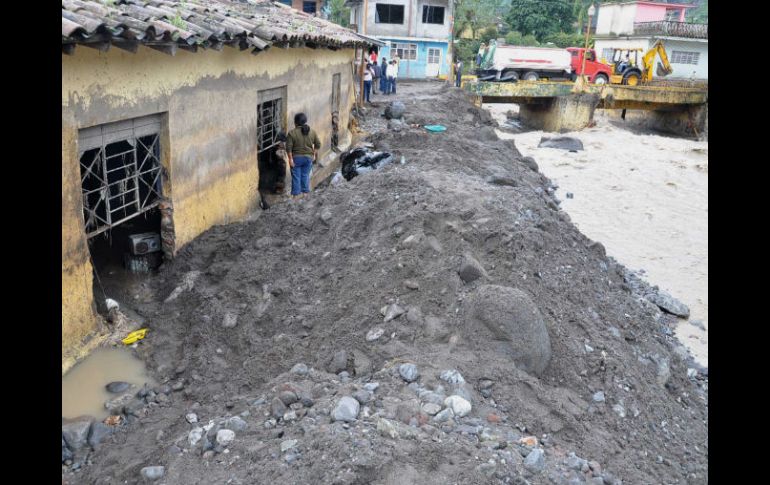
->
<box><xmin>488</xmin><ymin>104</ymin><xmax>708</xmax><ymax>367</ymax></box>
<box><xmin>62</xmin><ymin>347</ymin><xmax>155</xmax><ymax>420</ymax></box>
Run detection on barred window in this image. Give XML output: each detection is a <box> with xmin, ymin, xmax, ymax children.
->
<box><xmin>671</xmin><ymin>50</ymin><xmax>700</xmax><ymax>65</ymax></box>
<box><xmin>601</xmin><ymin>48</ymin><xmax>614</xmax><ymax>62</ymax></box>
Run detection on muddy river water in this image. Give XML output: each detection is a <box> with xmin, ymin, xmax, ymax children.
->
<box><xmin>487</xmin><ymin>104</ymin><xmax>708</xmax><ymax>367</ymax></box>
<box><xmin>62</xmin><ymin>347</ymin><xmax>155</xmax><ymax>420</ymax></box>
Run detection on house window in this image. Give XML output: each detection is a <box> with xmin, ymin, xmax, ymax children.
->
<box><xmin>78</xmin><ymin>115</ymin><xmax>164</xmax><ymax>238</ymax></box>
<box><xmin>601</xmin><ymin>48</ymin><xmax>613</xmax><ymax>62</ymax></box>
<box><xmin>277</xmin><ymin>0</ymin><xmax>292</xmax><ymax>5</ymax></box>
<box><xmin>422</xmin><ymin>6</ymin><xmax>445</xmax><ymax>24</ymax></box>
<box><xmin>671</xmin><ymin>50</ymin><xmax>700</xmax><ymax>65</ymax></box>
<box><xmin>427</xmin><ymin>48</ymin><xmax>441</xmax><ymax>64</ymax></box>
<box><xmin>257</xmin><ymin>98</ymin><xmax>284</xmax><ymax>154</ymax></box>
<box><xmin>376</xmin><ymin>4</ymin><xmax>405</xmax><ymax>24</ymax></box>
<box><xmin>391</xmin><ymin>42</ymin><xmax>417</xmax><ymax>60</ymax></box>
<box><xmin>303</xmin><ymin>1</ymin><xmax>316</xmax><ymax>14</ymax></box>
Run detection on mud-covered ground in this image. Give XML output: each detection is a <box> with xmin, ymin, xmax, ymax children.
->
<box><xmin>63</xmin><ymin>82</ymin><xmax>708</xmax><ymax>485</ymax></box>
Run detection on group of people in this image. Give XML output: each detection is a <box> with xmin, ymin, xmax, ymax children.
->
<box><xmin>363</xmin><ymin>50</ymin><xmax>399</xmax><ymax>103</ymax></box>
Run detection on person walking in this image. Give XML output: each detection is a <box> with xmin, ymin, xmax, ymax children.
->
<box><xmin>380</xmin><ymin>57</ymin><xmax>388</xmax><ymax>94</ymax></box>
<box><xmin>363</xmin><ymin>63</ymin><xmax>374</xmax><ymax>103</ymax></box>
<box><xmin>455</xmin><ymin>59</ymin><xmax>463</xmax><ymax>87</ymax></box>
<box><xmin>286</xmin><ymin>113</ymin><xmax>321</xmax><ymax>199</ymax></box>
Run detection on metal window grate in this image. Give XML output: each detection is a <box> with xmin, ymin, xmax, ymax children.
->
<box><xmin>258</xmin><ymin>98</ymin><xmax>283</xmax><ymax>154</ymax></box>
<box><xmin>671</xmin><ymin>50</ymin><xmax>700</xmax><ymax>65</ymax></box>
<box><xmin>428</xmin><ymin>48</ymin><xmax>441</xmax><ymax>64</ymax></box>
<box><xmin>79</xmin><ymin>116</ymin><xmax>163</xmax><ymax>238</ymax></box>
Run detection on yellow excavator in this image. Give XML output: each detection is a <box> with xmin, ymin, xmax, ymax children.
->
<box><xmin>605</xmin><ymin>40</ymin><xmax>673</xmax><ymax>86</ymax></box>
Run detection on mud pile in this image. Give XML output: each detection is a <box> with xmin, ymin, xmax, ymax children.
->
<box><xmin>65</xmin><ymin>84</ymin><xmax>707</xmax><ymax>485</ymax></box>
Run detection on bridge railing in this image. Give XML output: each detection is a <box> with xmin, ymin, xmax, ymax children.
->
<box><xmin>633</xmin><ymin>21</ymin><xmax>708</xmax><ymax>39</ymax></box>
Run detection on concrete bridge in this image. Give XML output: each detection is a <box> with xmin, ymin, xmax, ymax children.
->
<box><xmin>464</xmin><ymin>81</ymin><xmax>708</xmax><ymax>137</ymax></box>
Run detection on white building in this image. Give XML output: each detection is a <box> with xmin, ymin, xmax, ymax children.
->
<box><xmin>593</xmin><ymin>1</ymin><xmax>708</xmax><ymax>80</ymax></box>
<box><xmin>345</xmin><ymin>0</ymin><xmax>453</xmax><ymax>78</ymax></box>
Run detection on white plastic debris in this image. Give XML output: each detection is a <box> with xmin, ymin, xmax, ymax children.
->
<box><xmin>106</xmin><ymin>298</ymin><xmax>119</xmax><ymax>311</ymax></box>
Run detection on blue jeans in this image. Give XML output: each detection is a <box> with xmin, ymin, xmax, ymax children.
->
<box><xmin>291</xmin><ymin>156</ymin><xmax>312</xmax><ymax>195</ymax></box>
<box><xmin>456</xmin><ymin>71</ymin><xmax>462</xmax><ymax>87</ymax></box>
<box><xmin>364</xmin><ymin>80</ymin><xmax>372</xmax><ymax>102</ymax></box>
<box><xmin>380</xmin><ymin>76</ymin><xmax>387</xmax><ymax>92</ymax></box>
<box><xmin>388</xmin><ymin>76</ymin><xmax>396</xmax><ymax>94</ymax></box>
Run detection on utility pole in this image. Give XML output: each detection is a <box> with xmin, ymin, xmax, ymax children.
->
<box><xmin>575</xmin><ymin>4</ymin><xmax>595</xmax><ymax>93</ymax></box>
<box><xmin>448</xmin><ymin>0</ymin><xmax>455</xmax><ymax>85</ymax></box>
<box><xmin>358</xmin><ymin>0</ymin><xmax>369</xmax><ymax>107</ymax></box>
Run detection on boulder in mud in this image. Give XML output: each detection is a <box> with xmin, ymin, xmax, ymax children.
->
<box><xmin>384</xmin><ymin>101</ymin><xmax>406</xmax><ymax>119</ymax></box>
<box><xmin>466</xmin><ymin>285</ymin><xmax>551</xmax><ymax>376</ymax></box>
<box><xmin>538</xmin><ymin>136</ymin><xmax>584</xmax><ymax>151</ymax></box>
<box><xmin>62</xmin><ymin>417</ymin><xmax>93</xmax><ymax>451</ymax></box>
<box><xmin>140</xmin><ymin>466</ymin><xmax>165</xmax><ymax>481</ymax></box>
<box><xmin>645</xmin><ymin>291</ymin><xmax>690</xmax><ymax>318</ymax></box>
<box><xmin>521</xmin><ymin>156</ymin><xmax>539</xmax><ymax>171</ymax></box>
<box><xmin>458</xmin><ymin>253</ymin><xmax>487</xmax><ymax>283</ymax></box>
<box><xmin>332</xmin><ymin>396</ymin><xmax>360</xmax><ymax>422</ymax></box>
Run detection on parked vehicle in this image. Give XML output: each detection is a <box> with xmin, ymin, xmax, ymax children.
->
<box><xmin>476</xmin><ymin>40</ymin><xmax>572</xmax><ymax>82</ymax></box>
<box><xmin>569</xmin><ymin>40</ymin><xmax>673</xmax><ymax>85</ymax></box>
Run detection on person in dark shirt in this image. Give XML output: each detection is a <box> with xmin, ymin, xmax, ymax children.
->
<box><xmin>380</xmin><ymin>58</ymin><xmax>388</xmax><ymax>94</ymax></box>
<box><xmin>286</xmin><ymin>113</ymin><xmax>321</xmax><ymax>199</ymax></box>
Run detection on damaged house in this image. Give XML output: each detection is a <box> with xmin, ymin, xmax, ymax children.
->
<box><xmin>62</xmin><ymin>0</ymin><xmax>376</xmax><ymax>371</ymax></box>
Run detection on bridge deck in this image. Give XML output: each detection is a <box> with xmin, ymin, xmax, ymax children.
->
<box><xmin>465</xmin><ymin>81</ymin><xmax>708</xmax><ymax>110</ymax></box>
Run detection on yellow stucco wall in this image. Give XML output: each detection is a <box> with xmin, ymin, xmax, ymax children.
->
<box><xmin>62</xmin><ymin>45</ymin><xmax>356</xmax><ymax>372</ymax></box>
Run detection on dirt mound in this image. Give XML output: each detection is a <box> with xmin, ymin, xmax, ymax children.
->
<box><xmin>65</xmin><ymin>83</ymin><xmax>707</xmax><ymax>485</ymax></box>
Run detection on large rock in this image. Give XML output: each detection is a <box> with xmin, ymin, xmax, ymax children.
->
<box><xmin>105</xmin><ymin>381</ymin><xmax>131</xmax><ymax>394</ymax></box>
<box><xmin>332</xmin><ymin>396</ymin><xmax>360</xmax><ymax>422</ymax></box>
<box><xmin>62</xmin><ymin>417</ymin><xmax>93</xmax><ymax>451</ymax></box>
<box><xmin>384</xmin><ymin>101</ymin><xmax>406</xmax><ymax>120</ymax></box>
<box><xmin>88</xmin><ymin>422</ymin><xmax>114</xmax><ymax>448</ymax></box>
<box><xmin>523</xmin><ymin>448</ymin><xmax>545</xmax><ymax>473</ymax></box>
<box><xmin>444</xmin><ymin>395</ymin><xmax>472</xmax><ymax>417</ymax></box>
<box><xmin>466</xmin><ymin>285</ymin><xmax>551</xmax><ymax>376</ymax></box>
<box><xmin>458</xmin><ymin>253</ymin><xmax>487</xmax><ymax>283</ymax></box>
<box><xmin>140</xmin><ymin>466</ymin><xmax>165</xmax><ymax>481</ymax></box>
<box><xmin>327</xmin><ymin>350</ymin><xmax>349</xmax><ymax>374</ymax></box>
<box><xmin>104</xmin><ymin>392</ymin><xmax>135</xmax><ymax>415</ymax></box>
<box><xmin>645</xmin><ymin>291</ymin><xmax>690</xmax><ymax>318</ymax></box>
<box><xmin>399</xmin><ymin>363</ymin><xmax>420</xmax><ymax>382</ymax></box>
<box><xmin>538</xmin><ymin>136</ymin><xmax>583</xmax><ymax>151</ymax></box>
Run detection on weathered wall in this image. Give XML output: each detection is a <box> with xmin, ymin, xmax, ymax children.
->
<box><xmin>62</xmin><ymin>45</ymin><xmax>356</xmax><ymax>370</ymax></box>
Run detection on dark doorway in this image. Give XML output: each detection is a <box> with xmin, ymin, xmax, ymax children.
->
<box><xmin>257</xmin><ymin>88</ymin><xmax>288</xmax><ymax>207</ymax></box>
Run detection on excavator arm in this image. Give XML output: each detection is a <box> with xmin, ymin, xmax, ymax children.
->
<box><xmin>642</xmin><ymin>40</ymin><xmax>673</xmax><ymax>81</ymax></box>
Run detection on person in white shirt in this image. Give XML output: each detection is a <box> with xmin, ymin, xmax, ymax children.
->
<box><xmin>387</xmin><ymin>60</ymin><xmax>398</xmax><ymax>94</ymax></box>
<box><xmin>363</xmin><ymin>63</ymin><xmax>375</xmax><ymax>103</ymax></box>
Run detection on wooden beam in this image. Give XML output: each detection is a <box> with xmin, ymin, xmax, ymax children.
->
<box><xmin>112</xmin><ymin>40</ymin><xmax>139</xmax><ymax>53</ymax></box>
<box><xmin>82</xmin><ymin>41</ymin><xmax>111</xmax><ymax>53</ymax></box>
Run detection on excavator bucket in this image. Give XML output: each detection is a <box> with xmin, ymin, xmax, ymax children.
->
<box><xmin>656</xmin><ymin>62</ymin><xmax>672</xmax><ymax>77</ymax></box>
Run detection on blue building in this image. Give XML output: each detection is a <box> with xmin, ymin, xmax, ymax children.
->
<box><xmin>346</xmin><ymin>0</ymin><xmax>452</xmax><ymax>79</ymax></box>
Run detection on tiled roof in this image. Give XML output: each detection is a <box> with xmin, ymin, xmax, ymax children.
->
<box><xmin>62</xmin><ymin>0</ymin><xmax>375</xmax><ymax>55</ymax></box>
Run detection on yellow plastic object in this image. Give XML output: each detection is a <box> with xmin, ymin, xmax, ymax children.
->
<box><xmin>122</xmin><ymin>328</ymin><xmax>148</xmax><ymax>345</ymax></box>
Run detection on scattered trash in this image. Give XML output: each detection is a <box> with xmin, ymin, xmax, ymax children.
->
<box><xmin>105</xmin><ymin>298</ymin><xmax>119</xmax><ymax>312</ymax></box>
<box><xmin>424</xmin><ymin>125</ymin><xmax>447</xmax><ymax>133</ymax></box>
<box><xmin>566</xmin><ymin>192</ymin><xmax>574</xmax><ymax>199</ymax></box>
<box><xmin>122</xmin><ymin>328</ymin><xmax>148</xmax><ymax>345</ymax></box>
<box><xmin>341</xmin><ymin>147</ymin><xmax>394</xmax><ymax>181</ymax></box>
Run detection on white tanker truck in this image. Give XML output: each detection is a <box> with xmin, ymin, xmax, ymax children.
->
<box><xmin>476</xmin><ymin>40</ymin><xmax>573</xmax><ymax>82</ymax></box>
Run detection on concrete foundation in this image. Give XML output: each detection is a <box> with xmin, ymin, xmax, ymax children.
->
<box><xmin>610</xmin><ymin>103</ymin><xmax>707</xmax><ymax>139</ymax></box>
<box><xmin>518</xmin><ymin>94</ymin><xmax>600</xmax><ymax>133</ymax></box>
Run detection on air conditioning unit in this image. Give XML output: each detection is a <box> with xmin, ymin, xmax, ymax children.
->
<box><xmin>128</xmin><ymin>232</ymin><xmax>161</xmax><ymax>255</ymax></box>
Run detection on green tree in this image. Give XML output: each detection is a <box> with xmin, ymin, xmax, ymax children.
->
<box><xmin>505</xmin><ymin>31</ymin><xmax>539</xmax><ymax>46</ymax></box>
<box><xmin>327</xmin><ymin>0</ymin><xmax>350</xmax><ymax>28</ymax></box>
<box><xmin>687</xmin><ymin>0</ymin><xmax>707</xmax><ymax>23</ymax></box>
<box><xmin>454</xmin><ymin>0</ymin><xmax>508</xmax><ymax>39</ymax></box>
<box><xmin>505</xmin><ymin>0</ymin><xmax>575</xmax><ymax>40</ymax></box>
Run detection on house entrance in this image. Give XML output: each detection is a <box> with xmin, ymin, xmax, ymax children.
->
<box><xmin>78</xmin><ymin>114</ymin><xmax>171</xmax><ymax>310</ymax></box>
<box><xmin>257</xmin><ymin>87</ymin><xmax>287</xmax><ymax>207</ymax></box>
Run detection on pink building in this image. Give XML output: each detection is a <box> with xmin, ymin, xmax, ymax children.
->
<box><xmin>594</xmin><ymin>1</ymin><xmax>708</xmax><ymax>80</ymax></box>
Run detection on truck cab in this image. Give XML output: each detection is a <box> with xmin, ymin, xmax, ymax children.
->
<box><xmin>567</xmin><ymin>47</ymin><xmax>613</xmax><ymax>84</ymax></box>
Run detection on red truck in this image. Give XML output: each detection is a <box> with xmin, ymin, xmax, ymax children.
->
<box><xmin>566</xmin><ymin>47</ymin><xmax>613</xmax><ymax>84</ymax></box>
